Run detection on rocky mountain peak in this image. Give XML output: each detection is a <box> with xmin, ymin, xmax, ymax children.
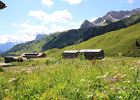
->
<box><xmin>92</xmin><ymin>8</ymin><xmax>140</xmax><ymax>27</ymax></box>
<box><xmin>80</xmin><ymin>20</ymin><xmax>94</xmax><ymax>29</ymax></box>
<box><xmin>35</xmin><ymin>34</ymin><xmax>47</xmax><ymax>40</ymax></box>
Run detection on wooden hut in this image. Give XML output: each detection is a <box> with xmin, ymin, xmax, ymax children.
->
<box><xmin>0</xmin><ymin>1</ymin><xmax>6</xmax><ymax>9</ymax></box>
<box><xmin>21</xmin><ymin>53</ymin><xmax>46</xmax><ymax>59</ymax></box>
<box><xmin>62</xmin><ymin>50</ymin><xmax>78</xmax><ymax>59</ymax></box>
<box><xmin>5</xmin><ymin>56</ymin><xmax>24</xmax><ymax>63</ymax></box>
<box><xmin>79</xmin><ymin>49</ymin><xmax>104</xmax><ymax>60</ymax></box>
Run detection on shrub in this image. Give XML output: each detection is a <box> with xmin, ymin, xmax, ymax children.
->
<box><xmin>45</xmin><ymin>58</ymin><xmax>57</xmax><ymax>65</ymax></box>
<box><xmin>0</xmin><ymin>67</ymin><xmax>3</xmax><ymax>72</ymax></box>
<box><xmin>78</xmin><ymin>52</ymin><xmax>85</xmax><ymax>60</ymax></box>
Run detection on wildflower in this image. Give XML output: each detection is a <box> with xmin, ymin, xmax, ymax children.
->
<box><xmin>111</xmin><ymin>78</ymin><xmax>117</xmax><ymax>82</ymax></box>
<box><xmin>87</xmin><ymin>93</ymin><xmax>93</xmax><ymax>99</ymax></box>
<box><xmin>21</xmin><ymin>68</ymin><xmax>26</xmax><ymax>71</ymax></box>
<box><xmin>118</xmin><ymin>96</ymin><xmax>123</xmax><ymax>99</ymax></box>
<box><xmin>127</xmin><ymin>81</ymin><xmax>131</xmax><ymax>83</ymax></box>
<box><xmin>102</xmin><ymin>58</ymin><xmax>105</xmax><ymax>61</ymax></box>
<box><xmin>26</xmin><ymin>70</ymin><xmax>33</xmax><ymax>74</ymax></box>
<box><xmin>137</xmin><ymin>80</ymin><xmax>140</xmax><ymax>83</ymax></box>
<box><xmin>123</xmin><ymin>81</ymin><xmax>131</xmax><ymax>83</ymax></box>
<box><xmin>31</xmin><ymin>66</ymin><xmax>34</xmax><ymax>69</ymax></box>
<box><xmin>28</xmin><ymin>68</ymin><xmax>32</xmax><ymax>71</ymax></box>
<box><xmin>75</xmin><ymin>88</ymin><xmax>80</xmax><ymax>93</ymax></box>
<box><xmin>113</xmin><ymin>74</ymin><xmax>121</xmax><ymax>79</ymax></box>
<box><xmin>137</xmin><ymin>60</ymin><xmax>140</xmax><ymax>64</ymax></box>
<box><xmin>121</xmin><ymin>74</ymin><xmax>127</xmax><ymax>78</ymax></box>
<box><xmin>129</xmin><ymin>67</ymin><xmax>134</xmax><ymax>70</ymax></box>
<box><xmin>14</xmin><ymin>71</ymin><xmax>17</xmax><ymax>73</ymax></box>
<box><xmin>9</xmin><ymin>78</ymin><xmax>17</xmax><ymax>83</ymax></box>
<box><xmin>4</xmin><ymin>89</ymin><xmax>10</xmax><ymax>92</ymax></box>
<box><xmin>102</xmin><ymin>72</ymin><xmax>109</xmax><ymax>78</ymax></box>
<box><xmin>96</xmin><ymin>76</ymin><xmax>102</xmax><ymax>79</ymax></box>
<box><xmin>80</xmin><ymin>79</ymin><xmax>85</xmax><ymax>82</ymax></box>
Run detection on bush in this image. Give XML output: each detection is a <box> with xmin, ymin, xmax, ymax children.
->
<box><xmin>45</xmin><ymin>58</ymin><xmax>57</xmax><ymax>65</ymax></box>
<box><xmin>78</xmin><ymin>52</ymin><xmax>85</xmax><ymax>60</ymax></box>
<box><xmin>0</xmin><ymin>67</ymin><xmax>3</xmax><ymax>72</ymax></box>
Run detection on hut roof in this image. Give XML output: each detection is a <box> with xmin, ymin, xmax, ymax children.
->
<box><xmin>37</xmin><ymin>53</ymin><xmax>45</xmax><ymax>56</ymax></box>
<box><xmin>63</xmin><ymin>50</ymin><xmax>78</xmax><ymax>53</ymax></box>
<box><xmin>0</xmin><ymin>1</ymin><xmax>6</xmax><ymax>9</ymax></box>
<box><xmin>22</xmin><ymin>53</ymin><xmax>45</xmax><ymax>56</ymax></box>
<box><xmin>21</xmin><ymin>52</ymin><xmax>46</xmax><ymax>58</ymax></box>
<box><xmin>79</xmin><ymin>49</ymin><xmax>103</xmax><ymax>53</ymax></box>
<box><xmin>5</xmin><ymin>56</ymin><xmax>21</xmax><ymax>60</ymax></box>
<box><xmin>23</xmin><ymin>53</ymin><xmax>38</xmax><ymax>55</ymax></box>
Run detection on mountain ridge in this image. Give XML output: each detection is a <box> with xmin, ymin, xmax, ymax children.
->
<box><xmin>80</xmin><ymin>8</ymin><xmax>140</xmax><ymax>28</ymax></box>
<box><xmin>0</xmin><ymin>42</ymin><xmax>19</xmax><ymax>53</ymax></box>
<box><xmin>35</xmin><ymin>34</ymin><xmax>47</xmax><ymax>40</ymax></box>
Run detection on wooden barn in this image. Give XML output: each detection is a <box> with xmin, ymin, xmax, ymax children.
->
<box><xmin>79</xmin><ymin>49</ymin><xmax>104</xmax><ymax>60</ymax></box>
<box><xmin>5</xmin><ymin>56</ymin><xmax>24</xmax><ymax>63</ymax></box>
<box><xmin>21</xmin><ymin>53</ymin><xmax>46</xmax><ymax>59</ymax></box>
<box><xmin>62</xmin><ymin>50</ymin><xmax>78</xmax><ymax>59</ymax></box>
<box><xmin>0</xmin><ymin>1</ymin><xmax>6</xmax><ymax>9</ymax></box>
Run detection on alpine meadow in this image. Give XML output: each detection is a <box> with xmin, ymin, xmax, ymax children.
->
<box><xmin>0</xmin><ymin>0</ymin><xmax>140</xmax><ymax>100</ymax></box>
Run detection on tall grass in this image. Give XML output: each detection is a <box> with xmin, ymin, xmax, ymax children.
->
<box><xmin>0</xmin><ymin>57</ymin><xmax>140</xmax><ymax>99</ymax></box>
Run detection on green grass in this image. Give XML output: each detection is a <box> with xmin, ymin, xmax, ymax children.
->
<box><xmin>46</xmin><ymin>23</ymin><xmax>140</xmax><ymax>57</ymax></box>
<box><xmin>0</xmin><ymin>57</ymin><xmax>140</xmax><ymax>99</ymax></box>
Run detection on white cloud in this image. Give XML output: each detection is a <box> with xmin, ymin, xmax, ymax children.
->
<box><xmin>41</xmin><ymin>0</ymin><xmax>83</xmax><ymax>6</ymax></box>
<box><xmin>29</xmin><ymin>10</ymin><xmax>72</xmax><ymax>23</ymax></box>
<box><xmin>11</xmin><ymin>23</ymin><xmax>18</xmax><ymax>26</ymax></box>
<box><xmin>18</xmin><ymin>21</ymin><xmax>81</xmax><ymax>35</ymax></box>
<box><xmin>64</xmin><ymin>0</ymin><xmax>83</xmax><ymax>5</ymax></box>
<box><xmin>0</xmin><ymin>22</ymin><xmax>49</xmax><ymax>44</ymax></box>
<box><xmin>0</xmin><ymin>9</ymin><xmax>82</xmax><ymax>44</ymax></box>
<box><xmin>18</xmin><ymin>21</ymin><xmax>49</xmax><ymax>35</ymax></box>
<box><xmin>127</xmin><ymin>0</ymin><xmax>135</xmax><ymax>4</ymax></box>
<box><xmin>0</xmin><ymin>34</ymin><xmax>35</xmax><ymax>44</ymax></box>
<box><xmin>0</xmin><ymin>20</ymin><xmax>81</xmax><ymax>44</ymax></box>
<box><xmin>41</xmin><ymin>0</ymin><xmax>54</xmax><ymax>7</ymax></box>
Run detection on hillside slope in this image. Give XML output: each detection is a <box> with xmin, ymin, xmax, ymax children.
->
<box><xmin>5</xmin><ymin>14</ymin><xmax>140</xmax><ymax>55</ymax></box>
<box><xmin>42</xmin><ymin>14</ymin><xmax>140</xmax><ymax>51</ymax></box>
<box><xmin>47</xmin><ymin>23</ymin><xmax>140</xmax><ymax>57</ymax></box>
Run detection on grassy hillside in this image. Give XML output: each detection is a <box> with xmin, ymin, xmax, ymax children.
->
<box><xmin>42</xmin><ymin>14</ymin><xmax>140</xmax><ymax>50</ymax></box>
<box><xmin>5</xmin><ymin>14</ymin><xmax>140</xmax><ymax>55</ymax></box>
<box><xmin>4</xmin><ymin>33</ymin><xmax>59</xmax><ymax>55</ymax></box>
<box><xmin>0</xmin><ymin>57</ymin><xmax>140</xmax><ymax>99</ymax></box>
<box><xmin>46</xmin><ymin>23</ymin><xmax>140</xmax><ymax>57</ymax></box>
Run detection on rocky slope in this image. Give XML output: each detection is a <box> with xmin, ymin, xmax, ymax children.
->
<box><xmin>80</xmin><ymin>8</ymin><xmax>140</xmax><ymax>28</ymax></box>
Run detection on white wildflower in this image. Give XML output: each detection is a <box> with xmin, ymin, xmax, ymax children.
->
<box><xmin>9</xmin><ymin>78</ymin><xmax>17</xmax><ymax>83</ymax></box>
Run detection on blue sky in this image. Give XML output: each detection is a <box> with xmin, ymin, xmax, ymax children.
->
<box><xmin>0</xmin><ymin>0</ymin><xmax>140</xmax><ymax>43</ymax></box>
